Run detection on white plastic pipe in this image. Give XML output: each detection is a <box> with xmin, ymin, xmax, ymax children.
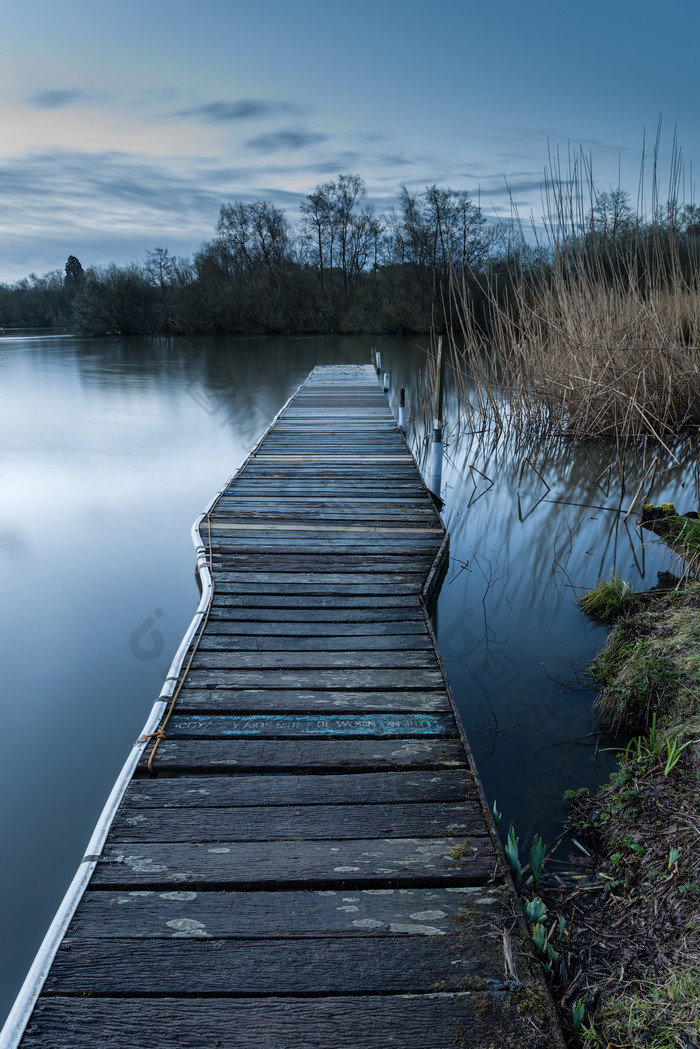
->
<box><xmin>427</xmin><ymin>436</ymin><xmax>444</xmax><ymax>501</ymax></box>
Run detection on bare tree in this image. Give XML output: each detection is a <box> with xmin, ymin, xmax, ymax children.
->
<box><xmin>299</xmin><ymin>174</ymin><xmax>379</xmax><ymax>298</ymax></box>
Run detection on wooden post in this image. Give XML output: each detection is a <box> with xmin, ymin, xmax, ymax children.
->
<box><xmin>375</xmin><ymin>350</ymin><xmax>382</xmax><ymax>374</ymax></box>
<box><xmin>383</xmin><ymin>372</ymin><xmax>390</xmax><ymax>392</ymax></box>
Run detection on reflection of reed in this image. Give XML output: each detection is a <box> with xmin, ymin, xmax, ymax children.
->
<box><xmin>408</xmin><ymin>283</ymin><xmax>700</xmax><ymax>582</ymax></box>
<box><xmin>433</xmin><ymin>404</ymin><xmax>695</xmax><ymax>629</ymax></box>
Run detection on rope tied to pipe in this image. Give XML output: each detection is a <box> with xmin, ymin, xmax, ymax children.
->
<box><xmin>140</xmin><ymin>729</ymin><xmax>167</xmax><ymax>743</ymax></box>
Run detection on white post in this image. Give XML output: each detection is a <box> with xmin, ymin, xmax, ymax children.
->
<box><xmin>427</xmin><ymin>435</ymin><xmax>443</xmax><ymax>501</ymax></box>
<box><xmin>398</xmin><ymin>387</ymin><xmax>408</xmax><ymax>433</ymax></box>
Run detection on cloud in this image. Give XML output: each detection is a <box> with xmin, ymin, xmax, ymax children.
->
<box><xmin>176</xmin><ymin>99</ymin><xmax>296</xmax><ymax>122</ymax></box>
<box><xmin>0</xmin><ymin>150</ymin><xmax>224</xmax><ymax>233</ymax></box>
<box><xmin>27</xmin><ymin>89</ymin><xmax>108</xmax><ymax>109</ymax></box>
<box><xmin>246</xmin><ymin>129</ymin><xmax>329</xmax><ymax>154</ymax></box>
<box><xmin>0</xmin><ymin>148</ymin><xmax>330</xmax><ymax>279</ymax></box>
<box><xmin>378</xmin><ymin>154</ymin><xmax>415</xmax><ymax>167</ymax></box>
<box><xmin>478</xmin><ymin>178</ymin><xmax>548</xmax><ymax>199</ymax></box>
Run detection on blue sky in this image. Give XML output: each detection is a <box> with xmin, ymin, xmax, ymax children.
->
<box><xmin>1</xmin><ymin>0</ymin><xmax>698</xmax><ymax>281</ymax></box>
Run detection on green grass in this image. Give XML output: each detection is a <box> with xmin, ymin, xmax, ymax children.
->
<box><xmin>577</xmin><ymin>572</ymin><xmax>640</xmax><ymax>624</ymax></box>
<box><xmin>590</xmin><ymin>585</ymin><xmax>700</xmax><ymax>732</ymax></box>
<box><xmin>581</xmin><ymin>967</ymin><xmax>700</xmax><ymax>1048</ymax></box>
<box><xmin>570</xmin><ymin>584</ymin><xmax>700</xmax><ymax>1049</ymax></box>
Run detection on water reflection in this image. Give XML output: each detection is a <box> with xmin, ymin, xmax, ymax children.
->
<box><xmin>424</xmin><ymin>367</ymin><xmax>695</xmax><ymax>844</ymax></box>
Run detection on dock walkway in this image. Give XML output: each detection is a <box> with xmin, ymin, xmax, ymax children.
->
<box><xmin>9</xmin><ymin>365</ymin><xmax>562</xmax><ymax>1048</ymax></box>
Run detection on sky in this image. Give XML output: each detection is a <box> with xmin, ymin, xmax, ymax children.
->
<box><xmin>1</xmin><ymin>0</ymin><xmax>698</xmax><ymax>282</ymax></box>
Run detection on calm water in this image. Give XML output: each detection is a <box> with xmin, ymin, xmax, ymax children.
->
<box><xmin>0</xmin><ymin>332</ymin><xmax>688</xmax><ymax>1020</ymax></box>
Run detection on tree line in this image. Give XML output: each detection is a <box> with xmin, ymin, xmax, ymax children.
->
<box><xmin>0</xmin><ymin>255</ymin><xmax>84</xmax><ymax>328</ymax></box>
<box><xmin>0</xmin><ymin>177</ymin><xmax>498</xmax><ymax>335</ymax></box>
<box><xmin>2</xmin><ymin>174</ymin><xmax>699</xmax><ymax>336</ymax></box>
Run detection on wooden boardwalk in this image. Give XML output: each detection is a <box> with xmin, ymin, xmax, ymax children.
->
<box><xmin>11</xmin><ymin>365</ymin><xmax>562</xmax><ymax>1048</ymax></box>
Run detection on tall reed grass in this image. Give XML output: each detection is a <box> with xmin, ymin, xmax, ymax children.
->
<box><xmin>447</xmin><ymin>138</ymin><xmax>700</xmax><ymax>445</ymax></box>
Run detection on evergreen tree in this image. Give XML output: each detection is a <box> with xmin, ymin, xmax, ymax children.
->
<box><xmin>64</xmin><ymin>255</ymin><xmax>85</xmax><ymax>288</ymax></box>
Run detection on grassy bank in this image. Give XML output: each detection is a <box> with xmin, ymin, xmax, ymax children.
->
<box><xmin>550</xmin><ymin>584</ymin><xmax>700</xmax><ymax>1047</ymax></box>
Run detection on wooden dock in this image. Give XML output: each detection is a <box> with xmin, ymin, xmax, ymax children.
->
<box><xmin>8</xmin><ymin>365</ymin><xmax>562</xmax><ymax>1048</ymax></box>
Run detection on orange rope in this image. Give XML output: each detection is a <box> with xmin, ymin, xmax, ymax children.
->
<box><xmin>146</xmin><ymin>514</ymin><xmax>214</xmax><ymax>775</ymax></box>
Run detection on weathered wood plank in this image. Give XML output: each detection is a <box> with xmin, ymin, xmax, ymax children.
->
<box><xmin>198</xmin><ymin>619</ymin><xmax>429</xmax><ymax>636</ymax></box>
<box><xmin>174</xmin><ymin>688</ymin><xmax>449</xmax><ymax>713</ymax></box>
<box><xmin>207</xmin><ymin>557</ymin><xmax>435</xmax><ymax>574</ymax></box>
<box><xmin>212</xmin><ymin>512</ymin><xmax>433</xmax><ymax>523</ymax></box>
<box><xmin>209</xmin><ymin>524</ymin><xmax>441</xmax><ymax>534</ymax></box>
<box><xmin>187</xmin><ymin>651</ymin><xmax>440</xmax><ymax>671</ymax></box>
<box><xmin>234</xmin><ymin>464</ymin><xmax>421</xmax><ymax>472</ymax></box>
<box><xmin>251</xmin><ymin>454</ymin><xmax>420</xmax><ymax>462</ymax></box>
<box><xmin>108</xmin><ymin>801</ymin><xmax>485</xmax><ymax>842</ymax></box>
<box><xmin>210</xmin><ymin>571</ymin><xmax>425</xmax><ymax>585</ymax></box>
<box><xmin>269</xmin><ymin>422</ymin><xmax>401</xmax><ymax>428</ymax></box>
<box><xmin>214</xmin><ymin>488</ymin><xmax>432</xmax><ymax>497</ymax></box>
<box><xmin>210</xmin><ymin>582</ymin><xmax>426</xmax><ymax>596</ymax></box>
<box><xmin>47</xmin><ymin>934</ymin><xmax>509</xmax><ymax>995</ymax></box>
<box><xmin>181</xmin><ymin>668</ymin><xmax>445</xmax><ymax>689</ymax></box>
<box><xmin>207</xmin><ymin>594</ymin><xmax>426</xmax><ymax>609</ymax></box>
<box><xmin>69</xmin><ymin>885</ymin><xmax>506</xmax><ymax>939</ymax></box>
<box><xmin>93</xmin><ymin>835</ymin><xmax>493</xmax><ymax>887</ymax></box>
<box><xmin>121</xmin><ymin>770</ymin><xmax>476</xmax><ymax>808</ymax></box>
<box><xmin>205</xmin><ymin>545</ymin><xmax>442</xmax><ymax>562</ymax></box>
<box><xmin>221</xmin><ymin>487</ymin><xmax>429</xmax><ymax>498</ymax></box>
<box><xmin>22</xmin><ymin>992</ymin><xmax>553</xmax><ymax>1049</ymax></box>
<box><xmin>196</xmin><ymin>633</ymin><xmax>433</xmax><ymax>651</ymax></box>
<box><xmin>164</xmin><ymin>713</ymin><xmax>455</xmax><ymax>738</ymax></box>
<box><xmin>207</xmin><ymin>532</ymin><xmax>440</xmax><ymax>542</ymax></box>
<box><xmin>205</xmin><ymin>606</ymin><xmax>426</xmax><ymax>622</ymax></box>
<box><xmin>216</xmin><ymin>493</ymin><xmax>427</xmax><ymax>502</ymax></box>
<box><xmin>139</xmin><ymin>737</ymin><xmax>466</xmax><ymax>772</ymax></box>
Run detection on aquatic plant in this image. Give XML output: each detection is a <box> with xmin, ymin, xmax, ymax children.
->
<box><xmin>663</xmin><ymin>730</ymin><xmax>696</xmax><ymax>775</ymax></box>
<box><xmin>571</xmin><ymin>998</ymin><xmax>585</xmax><ymax>1033</ymax></box>
<box><xmin>523</xmin><ymin>896</ymin><xmax>547</xmax><ymax>926</ymax></box>
<box><xmin>638</xmin><ymin>501</ymin><xmax>700</xmax><ymax>578</ymax></box>
<box><xmin>529</xmin><ymin>834</ymin><xmax>547</xmax><ymax>891</ymax></box>
<box><xmin>591</xmin><ymin>585</ymin><xmax>700</xmax><ymax>731</ymax></box>
<box><xmin>504</xmin><ymin>823</ymin><xmax>522</xmax><ymax>889</ymax></box>
<box><xmin>577</xmin><ymin>572</ymin><xmax>640</xmax><ymax>623</ymax></box>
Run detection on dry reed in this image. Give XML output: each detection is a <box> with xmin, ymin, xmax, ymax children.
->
<box><xmin>448</xmin><ymin>141</ymin><xmax>700</xmax><ymax>445</ymax></box>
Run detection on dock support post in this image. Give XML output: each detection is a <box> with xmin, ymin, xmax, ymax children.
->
<box><xmin>383</xmin><ymin>372</ymin><xmax>390</xmax><ymax>392</ymax></box>
<box><xmin>398</xmin><ymin>387</ymin><xmax>408</xmax><ymax>433</ymax></box>
<box><xmin>427</xmin><ymin>336</ymin><xmax>444</xmax><ymax>499</ymax></box>
<box><xmin>375</xmin><ymin>350</ymin><xmax>382</xmax><ymax>374</ymax></box>
<box><xmin>431</xmin><ymin>335</ymin><xmax>444</xmax><ymax>443</ymax></box>
<box><xmin>427</xmin><ymin>434</ymin><xmax>444</xmax><ymax>500</ymax></box>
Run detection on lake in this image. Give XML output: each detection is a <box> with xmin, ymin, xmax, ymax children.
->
<box><xmin>0</xmin><ymin>330</ymin><xmax>687</xmax><ymax>1022</ymax></box>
